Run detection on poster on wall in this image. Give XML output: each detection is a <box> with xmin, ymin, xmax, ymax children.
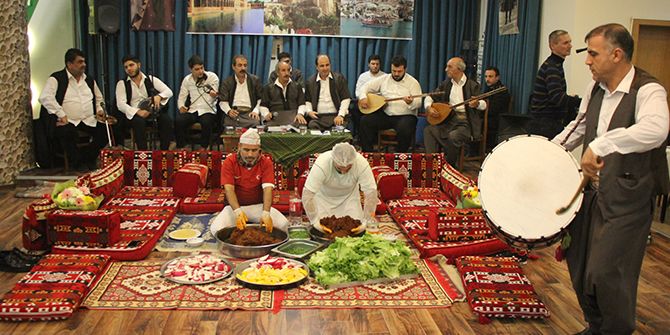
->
<box><xmin>498</xmin><ymin>0</ymin><xmax>519</xmax><ymax>35</ymax></box>
<box><xmin>131</xmin><ymin>0</ymin><xmax>176</xmax><ymax>31</ymax></box>
<box><xmin>186</xmin><ymin>0</ymin><xmax>414</xmax><ymax>40</ymax></box>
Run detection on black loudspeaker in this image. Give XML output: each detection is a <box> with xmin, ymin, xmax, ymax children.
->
<box><xmin>95</xmin><ymin>0</ymin><xmax>120</xmax><ymax>34</ymax></box>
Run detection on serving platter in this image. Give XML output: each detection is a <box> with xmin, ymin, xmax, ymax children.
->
<box><xmin>309</xmin><ymin>226</ymin><xmax>365</xmax><ymax>243</ymax></box>
<box><xmin>160</xmin><ymin>254</ymin><xmax>233</xmax><ymax>285</ymax></box>
<box><xmin>234</xmin><ymin>255</ymin><xmax>309</xmax><ymax>290</ymax></box>
<box><xmin>168</xmin><ymin>228</ymin><xmax>201</xmax><ymax>241</ymax></box>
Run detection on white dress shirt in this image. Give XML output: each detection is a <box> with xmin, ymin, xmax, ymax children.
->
<box><xmin>358</xmin><ymin>73</ymin><xmax>422</xmax><ymax>116</ymax></box>
<box><xmin>553</xmin><ymin>66</ymin><xmax>669</xmax><ymax>156</ymax></box>
<box><xmin>258</xmin><ymin>78</ymin><xmax>306</xmax><ymax>118</ymax></box>
<box><xmin>423</xmin><ymin>75</ymin><xmax>486</xmax><ymax>112</ymax></box>
<box><xmin>304</xmin><ymin>73</ymin><xmax>351</xmax><ymax>117</ymax></box>
<box><xmin>219</xmin><ymin>74</ymin><xmax>262</xmax><ymax>116</ymax></box>
<box><xmin>39</xmin><ymin>70</ymin><xmax>104</xmax><ymax>127</ymax></box>
<box><xmin>115</xmin><ymin>72</ymin><xmax>173</xmax><ymax>120</ymax></box>
<box><xmin>177</xmin><ymin>71</ymin><xmax>219</xmax><ymax>116</ymax></box>
<box><xmin>355</xmin><ymin>70</ymin><xmax>386</xmax><ymax>98</ymax></box>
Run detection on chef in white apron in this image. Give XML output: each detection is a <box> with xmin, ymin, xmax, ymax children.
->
<box><xmin>302</xmin><ymin>142</ymin><xmax>378</xmax><ymax>232</ymax></box>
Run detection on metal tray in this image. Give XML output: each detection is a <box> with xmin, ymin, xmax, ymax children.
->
<box><xmin>287</xmin><ymin>226</ymin><xmax>311</xmax><ymax>240</ymax></box>
<box><xmin>309</xmin><ymin>226</ymin><xmax>365</xmax><ymax>244</ymax></box>
<box><xmin>271</xmin><ymin>240</ymin><xmax>323</xmax><ymax>259</ymax></box>
<box><xmin>234</xmin><ymin>257</ymin><xmax>309</xmax><ymax>290</ymax></box>
<box><xmin>160</xmin><ymin>254</ymin><xmax>234</xmax><ymax>285</ymax></box>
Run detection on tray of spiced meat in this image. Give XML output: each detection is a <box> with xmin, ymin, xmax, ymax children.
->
<box><xmin>215</xmin><ymin>224</ymin><xmax>288</xmax><ymax>259</ymax></box>
<box><xmin>309</xmin><ymin>215</ymin><xmax>366</xmax><ymax>243</ymax></box>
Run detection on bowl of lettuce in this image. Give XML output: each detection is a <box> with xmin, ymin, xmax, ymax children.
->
<box><xmin>307</xmin><ymin>234</ymin><xmax>418</xmax><ymax>287</ymax></box>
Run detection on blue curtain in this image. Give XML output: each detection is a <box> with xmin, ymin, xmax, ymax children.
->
<box><xmin>79</xmin><ymin>0</ymin><xmax>479</xmax><ymax>118</ymax></box>
<box><xmin>482</xmin><ymin>0</ymin><xmax>542</xmax><ymax>114</ymax></box>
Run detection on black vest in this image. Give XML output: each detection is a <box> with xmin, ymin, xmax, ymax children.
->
<box><xmin>583</xmin><ymin>67</ymin><xmax>669</xmax><ymax>218</ymax></box>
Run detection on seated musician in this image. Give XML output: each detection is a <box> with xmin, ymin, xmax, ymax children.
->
<box><xmin>259</xmin><ymin>61</ymin><xmax>306</xmax><ymax>126</ymax></box>
<box><xmin>115</xmin><ymin>55</ymin><xmax>174</xmax><ymax>150</ymax></box>
<box><xmin>218</xmin><ymin>54</ymin><xmax>263</xmax><ymax>129</ymax></box>
<box><xmin>175</xmin><ymin>55</ymin><xmax>219</xmax><ymax>149</ymax></box>
<box><xmin>302</xmin><ymin>143</ymin><xmax>377</xmax><ymax>233</ymax></box>
<box><xmin>358</xmin><ymin>55</ymin><xmax>422</xmax><ymax>152</ymax></box>
<box><xmin>38</xmin><ymin>48</ymin><xmax>107</xmax><ymax>170</ymax></box>
<box><xmin>210</xmin><ymin>129</ymin><xmax>288</xmax><ymax>233</ymax></box>
<box><xmin>268</xmin><ymin>51</ymin><xmax>304</xmax><ymax>87</ymax></box>
<box><xmin>483</xmin><ymin>66</ymin><xmax>511</xmax><ymax>150</ymax></box>
<box><xmin>423</xmin><ymin>57</ymin><xmax>486</xmax><ymax>166</ymax></box>
<box><xmin>299</xmin><ymin>54</ymin><xmax>351</xmax><ymax>131</ymax></box>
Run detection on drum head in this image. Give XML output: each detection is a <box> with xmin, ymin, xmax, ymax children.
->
<box><xmin>478</xmin><ymin>135</ymin><xmax>582</xmax><ymax>243</ymax></box>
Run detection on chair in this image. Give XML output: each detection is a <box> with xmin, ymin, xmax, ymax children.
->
<box><xmin>59</xmin><ymin>129</ymin><xmax>92</xmax><ymax>172</ymax></box>
<box><xmin>130</xmin><ymin>119</ymin><xmax>159</xmax><ymax>150</ymax></box>
<box><xmin>376</xmin><ymin>128</ymin><xmax>416</xmax><ymax>152</ymax></box>
<box><xmin>458</xmin><ymin>106</ymin><xmax>489</xmax><ymax>170</ymax></box>
<box><xmin>187</xmin><ymin>122</ymin><xmax>221</xmax><ymax>150</ymax></box>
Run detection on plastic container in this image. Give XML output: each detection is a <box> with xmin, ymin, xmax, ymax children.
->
<box><xmin>288</xmin><ymin>188</ymin><xmax>302</xmax><ymax>227</ymax></box>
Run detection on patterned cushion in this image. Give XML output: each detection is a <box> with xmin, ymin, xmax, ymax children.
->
<box><xmin>184</xmin><ymin>151</ymin><xmax>224</xmax><ymax>188</ymax></box>
<box><xmin>372</xmin><ymin>165</ymin><xmax>406</xmax><ymax>201</ymax></box>
<box><xmin>180</xmin><ymin>188</ymin><xmax>226</xmax><ymax>214</ymax></box>
<box><xmin>173</xmin><ymin>163</ymin><xmax>209</xmax><ymax>198</ymax></box>
<box><xmin>456</xmin><ymin>256</ymin><xmax>550</xmax><ymax>323</ymax></box>
<box><xmin>0</xmin><ymin>254</ymin><xmax>110</xmax><ymax>321</ymax></box>
<box><xmin>22</xmin><ymin>198</ymin><xmax>57</xmax><ymax>251</ymax></box>
<box><xmin>403</xmin><ymin>187</ymin><xmax>450</xmax><ymax>200</ymax></box>
<box><xmin>363</xmin><ymin>152</ymin><xmax>444</xmax><ymax>189</ymax></box>
<box><xmin>47</xmin><ymin>210</ymin><xmax>121</xmax><ymax>248</ymax></box>
<box><xmin>89</xmin><ymin>158</ymin><xmax>124</xmax><ymax>200</ymax></box>
<box><xmin>99</xmin><ymin>150</ymin><xmax>187</xmax><ymax>187</ymax></box>
<box><xmin>440</xmin><ymin>163</ymin><xmax>475</xmax><ymax>204</ymax></box>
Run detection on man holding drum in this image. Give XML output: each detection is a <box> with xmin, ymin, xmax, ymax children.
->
<box><xmin>553</xmin><ymin>23</ymin><xmax>669</xmax><ymax>335</ymax></box>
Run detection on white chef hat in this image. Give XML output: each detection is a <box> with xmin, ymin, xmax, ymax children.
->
<box><xmin>332</xmin><ymin>142</ymin><xmax>356</xmax><ymax>166</ymax></box>
<box><xmin>239</xmin><ymin>128</ymin><xmax>261</xmax><ymax>145</ymax></box>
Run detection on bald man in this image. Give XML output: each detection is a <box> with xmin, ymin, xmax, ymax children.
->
<box><xmin>423</xmin><ymin>57</ymin><xmax>486</xmax><ymax>166</ymax></box>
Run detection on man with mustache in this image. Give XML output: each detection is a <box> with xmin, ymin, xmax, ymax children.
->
<box><xmin>212</xmin><ymin>129</ymin><xmax>287</xmax><ymax>234</ymax></box>
<box><xmin>268</xmin><ymin>51</ymin><xmax>303</xmax><ymax>87</ymax></box>
<box><xmin>358</xmin><ymin>55</ymin><xmax>422</xmax><ymax>152</ymax></box>
<box><xmin>259</xmin><ymin>61</ymin><xmax>306</xmax><ymax>126</ymax></box>
<box><xmin>219</xmin><ymin>54</ymin><xmax>263</xmax><ymax>129</ymax></box>
<box><xmin>175</xmin><ymin>55</ymin><xmax>219</xmax><ymax>149</ymax></box>
<box><xmin>115</xmin><ymin>55</ymin><xmax>174</xmax><ymax>150</ymax></box>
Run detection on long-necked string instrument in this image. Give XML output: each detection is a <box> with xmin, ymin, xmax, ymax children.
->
<box><xmin>358</xmin><ymin>91</ymin><xmax>444</xmax><ymax>114</ymax></box>
<box><xmin>426</xmin><ymin>86</ymin><xmax>508</xmax><ymax>125</ymax></box>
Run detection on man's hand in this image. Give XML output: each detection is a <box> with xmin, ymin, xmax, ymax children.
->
<box><xmin>208</xmin><ymin>89</ymin><xmax>218</xmax><ymax>98</ymax></box>
<box><xmin>96</xmin><ymin>109</ymin><xmax>105</xmax><ymax>118</ymax></box>
<box><xmin>321</xmin><ymin>225</ymin><xmax>333</xmax><ymax>234</ymax></box>
<box><xmin>403</xmin><ymin>96</ymin><xmax>413</xmax><ymax>105</ymax></box>
<box><xmin>307</xmin><ymin>111</ymin><xmax>319</xmax><ymax>119</ymax></box>
<box><xmin>295</xmin><ymin>114</ymin><xmax>307</xmax><ymax>125</ymax></box>
<box><xmin>56</xmin><ymin>116</ymin><xmax>68</xmax><ymax>126</ymax></box>
<box><xmin>152</xmin><ymin>95</ymin><xmax>162</xmax><ymax>108</ymax></box>
<box><xmin>137</xmin><ymin>110</ymin><xmax>151</xmax><ymax>119</ymax></box>
<box><xmin>179</xmin><ymin>106</ymin><xmax>189</xmax><ymax>113</ymax></box>
<box><xmin>334</xmin><ymin>115</ymin><xmax>344</xmax><ymax>126</ymax></box>
<box><xmin>261</xmin><ymin>210</ymin><xmax>273</xmax><ymax>233</ymax></box>
<box><xmin>249</xmin><ymin>112</ymin><xmax>260</xmax><ymax>120</ymax></box>
<box><xmin>264</xmin><ymin>113</ymin><xmax>273</xmax><ymax>122</ymax></box>
<box><xmin>427</xmin><ymin>106</ymin><xmax>439</xmax><ymax>118</ymax></box>
<box><xmin>468</xmin><ymin>99</ymin><xmax>479</xmax><ymax>108</ymax></box>
<box><xmin>351</xmin><ymin>224</ymin><xmax>365</xmax><ymax>233</ymax></box>
<box><xmin>234</xmin><ymin>208</ymin><xmax>248</xmax><ymax>230</ymax></box>
<box><xmin>581</xmin><ymin>147</ymin><xmax>604</xmax><ymax>181</ymax></box>
<box><xmin>228</xmin><ymin>109</ymin><xmax>239</xmax><ymax>118</ymax></box>
<box><xmin>359</xmin><ymin>98</ymin><xmax>369</xmax><ymax>109</ymax></box>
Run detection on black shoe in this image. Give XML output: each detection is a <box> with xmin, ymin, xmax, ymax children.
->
<box><xmin>0</xmin><ymin>250</ymin><xmax>38</xmax><ymax>272</ymax></box>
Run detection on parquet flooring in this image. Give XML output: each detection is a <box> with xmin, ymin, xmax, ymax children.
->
<box><xmin>0</xmin><ymin>187</ymin><xmax>668</xmax><ymax>334</ymax></box>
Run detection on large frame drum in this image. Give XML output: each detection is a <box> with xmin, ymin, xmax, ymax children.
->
<box><xmin>478</xmin><ymin>135</ymin><xmax>583</xmax><ymax>249</ymax></box>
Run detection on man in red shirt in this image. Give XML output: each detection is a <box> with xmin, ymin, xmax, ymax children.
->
<box><xmin>210</xmin><ymin>129</ymin><xmax>287</xmax><ymax>235</ymax></box>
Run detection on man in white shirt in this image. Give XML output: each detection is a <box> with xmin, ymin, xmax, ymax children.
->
<box><xmin>175</xmin><ymin>55</ymin><xmax>219</xmax><ymax>149</ymax></box>
<box><xmin>352</xmin><ymin>54</ymin><xmax>385</xmax><ymax>140</ymax></box>
<box><xmin>259</xmin><ymin>61</ymin><xmax>306</xmax><ymax>125</ymax></box>
<box><xmin>219</xmin><ymin>54</ymin><xmax>263</xmax><ymax>129</ymax></box>
<box><xmin>299</xmin><ymin>54</ymin><xmax>351</xmax><ymax>131</ymax></box>
<box><xmin>115</xmin><ymin>55</ymin><xmax>173</xmax><ymax>150</ymax></box>
<box><xmin>423</xmin><ymin>57</ymin><xmax>486</xmax><ymax>166</ymax></box>
<box><xmin>38</xmin><ymin>48</ymin><xmax>107</xmax><ymax>170</ymax></box>
<box><xmin>358</xmin><ymin>55</ymin><xmax>422</xmax><ymax>152</ymax></box>
<box><xmin>553</xmin><ymin>23</ymin><xmax>669</xmax><ymax>335</ymax></box>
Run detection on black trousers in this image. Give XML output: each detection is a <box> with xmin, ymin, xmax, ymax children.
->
<box><xmin>130</xmin><ymin>112</ymin><xmax>173</xmax><ymax>150</ymax></box>
<box><xmin>54</xmin><ymin>121</ymin><xmax>106</xmax><ymax>168</ymax></box>
<box><xmin>175</xmin><ymin>112</ymin><xmax>217</xmax><ymax>148</ymax></box>
<box><xmin>359</xmin><ymin>112</ymin><xmax>416</xmax><ymax>152</ymax></box>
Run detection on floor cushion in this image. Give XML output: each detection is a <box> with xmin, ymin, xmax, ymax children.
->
<box><xmin>180</xmin><ymin>188</ymin><xmax>226</xmax><ymax>214</ymax></box>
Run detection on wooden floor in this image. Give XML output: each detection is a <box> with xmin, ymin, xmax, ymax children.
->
<box><xmin>0</xmin><ymin>187</ymin><xmax>669</xmax><ymax>335</ymax></box>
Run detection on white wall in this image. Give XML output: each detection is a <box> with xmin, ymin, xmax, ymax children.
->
<box><xmin>28</xmin><ymin>0</ymin><xmax>76</xmax><ymax>118</ymax></box>
<box><xmin>539</xmin><ymin>0</ymin><xmax>670</xmax><ymax>97</ymax></box>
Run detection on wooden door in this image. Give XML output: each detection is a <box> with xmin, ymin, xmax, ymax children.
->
<box><xmin>632</xmin><ymin>19</ymin><xmax>670</xmax><ymax>106</ymax></box>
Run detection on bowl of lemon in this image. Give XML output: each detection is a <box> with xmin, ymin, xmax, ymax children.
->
<box><xmin>234</xmin><ymin>255</ymin><xmax>309</xmax><ymax>290</ymax></box>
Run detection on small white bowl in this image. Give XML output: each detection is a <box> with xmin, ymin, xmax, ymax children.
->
<box><xmin>186</xmin><ymin>237</ymin><xmax>205</xmax><ymax>248</ymax></box>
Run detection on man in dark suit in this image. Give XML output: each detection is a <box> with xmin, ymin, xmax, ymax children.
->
<box><xmin>218</xmin><ymin>54</ymin><xmax>263</xmax><ymax>129</ymax></box>
<box><xmin>299</xmin><ymin>54</ymin><xmax>351</xmax><ymax>131</ymax></box>
<box><xmin>259</xmin><ymin>61</ymin><xmax>306</xmax><ymax>125</ymax></box>
<box><xmin>483</xmin><ymin>66</ymin><xmax>511</xmax><ymax>150</ymax></box>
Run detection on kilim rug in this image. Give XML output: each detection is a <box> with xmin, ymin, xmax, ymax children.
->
<box><xmin>82</xmin><ymin>258</ymin><xmax>461</xmax><ymax>312</ymax></box>
<box><xmin>82</xmin><ymin>260</ymin><xmax>276</xmax><ymax>311</ymax></box>
<box><xmin>155</xmin><ymin>213</ymin><xmax>219</xmax><ymax>252</ymax></box>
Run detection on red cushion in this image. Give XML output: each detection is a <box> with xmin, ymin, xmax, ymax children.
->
<box><xmin>22</xmin><ymin>198</ymin><xmax>57</xmax><ymax>251</ymax></box>
<box><xmin>0</xmin><ymin>254</ymin><xmax>110</xmax><ymax>321</ymax></box>
<box><xmin>180</xmin><ymin>188</ymin><xmax>226</xmax><ymax>214</ymax></box>
<box><xmin>173</xmin><ymin>163</ymin><xmax>209</xmax><ymax>198</ymax></box>
<box><xmin>372</xmin><ymin>165</ymin><xmax>406</xmax><ymax>201</ymax></box>
<box><xmin>440</xmin><ymin>162</ymin><xmax>475</xmax><ymax>203</ymax></box>
<box><xmin>47</xmin><ymin>209</ymin><xmax>121</xmax><ymax>248</ymax></box>
<box><xmin>89</xmin><ymin>158</ymin><xmax>124</xmax><ymax>201</ymax></box>
<box><xmin>456</xmin><ymin>256</ymin><xmax>550</xmax><ymax>323</ymax></box>
<box><xmin>297</xmin><ymin>170</ymin><xmax>309</xmax><ymax>198</ymax></box>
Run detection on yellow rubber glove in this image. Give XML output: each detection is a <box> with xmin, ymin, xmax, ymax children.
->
<box><xmin>234</xmin><ymin>208</ymin><xmax>248</xmax><ymax>230</ymax></box>
<box><xmin>261</xmin><ymin>210</ymin><xmax>273</xmax><ymax>233</ymax></box>
<box><xmin>321</xmin><ymin>225</ymin><xmax>333</xmax><ymax>234</ymax></box>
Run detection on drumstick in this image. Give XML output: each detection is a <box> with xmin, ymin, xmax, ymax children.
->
<box><xmin>555</xmin><ymin>176</ymin><xmax>589</xmax><ymax>214</ymax></box>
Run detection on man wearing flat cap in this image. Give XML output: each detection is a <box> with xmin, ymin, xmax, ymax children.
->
<box><xmin>210</xmin><ymin>129</ymin><xmax>287</xmax><ymax>234</ymax></box>
<box><xmin>302</xmin><ymin>143</ymin><xmax>378</xmax><ymax>233</ymax></box>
